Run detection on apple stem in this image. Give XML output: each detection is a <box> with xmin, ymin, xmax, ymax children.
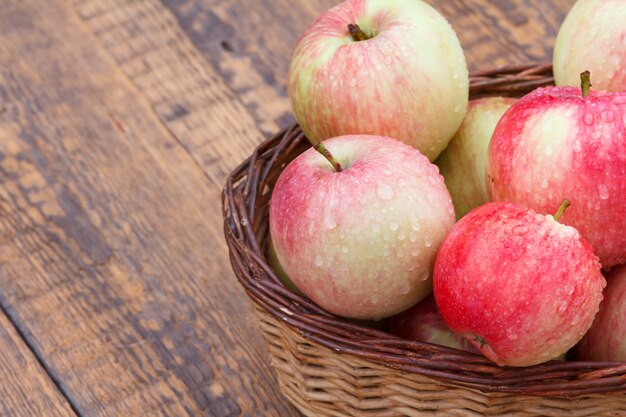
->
<box><xmin>553</xmin><ymin>198</ymin><xmax>571</xmax><ymax>222</ymax></box>
<box><xmin>348</xmin><ymin>24</ymin><xmax>368</xmax><ymax>42</ymax></box>
<box><xmin>314</xmin><ymin>143</ymin><xmax>344</xmax><ymax>172</ymax></box>
<box><xmin>581</xmin><ymin>71</ymin><xmax>591</xmax><ymax>97</ymax></box>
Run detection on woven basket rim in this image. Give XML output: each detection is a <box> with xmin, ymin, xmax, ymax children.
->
<box><xmin>222</xmin><ymin>62</ymin><xmax>626</xmax><ymax>398</ymax></box>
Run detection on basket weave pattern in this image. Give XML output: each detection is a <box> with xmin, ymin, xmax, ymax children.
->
<box><xmin>223</xmin><ymin>64</ymin><xmax>626</xmax><ymax>416</ymax></box>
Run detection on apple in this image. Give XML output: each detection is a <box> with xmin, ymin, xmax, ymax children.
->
<box><xmin>433</xmin><ymin>201</ymin><xmax>605</xmax><ymax>367</ymax></box>
<box><xmin>436</xmin><ymin>97</ymin><xmax>517</xmax><ymax>219</ymax></box>
<box><xmin>577</xmin><ymin>264</ymin><xmax>626</xmax><ymax>361</ymax></box>
<box><xmin>487</xmin><ymin>72</ymin><xmax>626</xmax><ymax>268</ymax></box>
<box><xmin>554</xmin><ymin>0</ymin><xmax>626</xmax><ymax>91</ymax></box>
<box><xmin>269</xmin><ymin>135</ymin><xmax>455</xmax><ymax>320</ymax></box>
<box><xmin>390</xmin><ymin>294</ymin><xmax>479</xmax><ymax>353</ymax></box>
<box><xmin>287</xmin><ymin>0</ymin><xmax>469</xmax><ymax>161</ymax></box>
<box><xmin>267</xmin><ymin>237</ymin><xmax>303</xmax><ymax>295</ymax></box>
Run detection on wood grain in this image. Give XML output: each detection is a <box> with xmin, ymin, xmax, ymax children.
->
<box><xmin>0</xmin><ymin>309</ymin><xmax>77</xmax><ymax>417</ymax></box>
<box><xmin>0</xmin><ymin>0</ymin><xmax>298</xmax><ymax>415</ymax></box>
<box><xmin>160</xmin><ymin>0</ymin><xmax>575</xmax><ymax>138</ymax></box>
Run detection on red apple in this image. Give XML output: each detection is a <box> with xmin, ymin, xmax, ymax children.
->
<box><xmin>487</xmin><ymin>74</ymin><xmax>626</xmax><ymax>268</ymax></box>
<box><xmin>436</xmin><ymin>97</ymin><xmax>517</xmax><ymax>219</ymax></box>
<box><xmin>270</xmin><ymin>135</ymin><xmax>455</xmax><ymax>320</ymax></box>
<box><xmin>577</xmin><ymin>264</ymin><xmax>626</xmax><ymax>361</ymax></box>
<box><xmin>434</xmin><ymin>201</ymin><xmax>605</xmax><ymax>367</ymax></box>
<box><xmin>390</xmin><ymin>294</ymin><xmax>479</xmax><ymax>353</ymax></box>
<box><xmin>554</xmin><ymin>0</ymin><xmax>626</xmax><ymax>91</ymax></box>
<box><xmin>287</xmin><ymin>0</ymin><xmax>469</xmax><ymax>161</ymax></box>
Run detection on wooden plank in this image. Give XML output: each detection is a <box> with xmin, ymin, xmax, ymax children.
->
<box><xmin>159</xmin><ymin>0</ymin><xmax>575</xmax><ymax>140</ymax></box>
<box><xmin>0</xmin><ymin>0</ymin><xmax>298</xmax><ymax>416</ymax></box>
<box><xmin>72</xmin><ymin>0</ymin><xmax>265</xmax><ymax>188</ymax></box>
<box><xmin>0</xmin><ymin>309</ymin><xmax>77</xmax><ymax>417</ymax></box>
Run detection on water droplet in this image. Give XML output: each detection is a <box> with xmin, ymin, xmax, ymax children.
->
<box><xmin>454</xmin><ymin>102</ymin><xmax>463</xmax><ymax>113</ymax></box>
<box><xmin>571</xmin><ymin>315</ymin><xmax>581</xmax><ymax>325</ymax></box>
<box><xmin>598</xmin><ymin>184</ymin><xmax>609</xmax><ymax>200</ymax></box>
<box><xmin>419</xmin><ymin>271</ymin><xmax>429</xmax><ymax>281</ymax></box>
<box><xmin>557</xmin><ymin>300</ymin><xmax>567</xmax><ymax>314</ymax></box>
<box><xmin>411</xmin><ymin>247</ymin><xmax>421</xmax><ymax>257</ymax></box>
<box><xmin>398</xmin><ymin>230</ymin><xmax>406</xmax><ymax>240</ymax></box>
<box><xmin>376</xmin><ymin>183</ymin><xmax>394</xmax><ymax>200</ymax></box>
<box><xmin>411</xmin><ymin>219</ymin><xmax>421</xmax><ymax>232</ymax></box>
<box><xmin>314</xmin><ymin>255</ymin><xmax>323</xmax><ymax>267</ymax></box>
<box><xmin>384</xmin><ymin>169</ymin><xmax>392</xmax><ymax>176</ymax></box>
<box><xmin>350</xmin><ymin>79</ymin><xmax>357</xmax><ymax>87</ymax></box>
<box><xmin>341</xmin><ymin>246</ymin><xmax>349</xmax><ymax>254</ymax></box>
<box><xmin>452</xmin><ymin>69</ymin><xmax>459</xmax><ymax>80</ymax></box>
<box><xmin>592</xmin><ymin>131</ymin><xmax>601</xmax><ymax>140</ymax></box>
<box><xmin>390</xmin><ymin>221</ymin><xmax>399</xmax><ymax>231</ymax></box>
<box><xmin>324</xmin><ymin>213</ymin><xmax>337</xmax><ymax>229</ymax></box>
<box><xmin>583</xmin><ymin>113</ymin><xmax>594</xmax><ymax>126</ymax></box>
<box><xmin>425</xmin><ymin>239</ymin><xmax>433</xmax><ymax>248</ymax></box>
<box><xmin>574</xmin><ymin>140</ymin><xmax>582</xmax><ymax>152</ymax></box>
<box><xmin>540</xmin><ymin>178</ymin><xmax>549</xmax><ymax>189</ymax></box>
<box><xmin>601</xmin><ymin>111</ymin><xmax>615</xmax><ymax>122</ymax></box>
<box><xmin>409</xmin><ymin>231</ymin><xmax>418</xmax><ymax>242</ymax></box>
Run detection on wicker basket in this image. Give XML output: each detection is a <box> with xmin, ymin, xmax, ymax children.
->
<box><xmin>222</xmin><ymin>64</ymin><xmax>626</xmax><ymax>417</ymax></box>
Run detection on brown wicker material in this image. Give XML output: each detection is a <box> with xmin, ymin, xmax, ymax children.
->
<box><xmin>222</xmin><ymin>63</ymin><xmax>626</xmax><ymax>416</ymax></box>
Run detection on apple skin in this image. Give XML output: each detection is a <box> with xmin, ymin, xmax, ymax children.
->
<box><xmin>554</xmin><ymin>0</ymin><xmax>626</xmax><ymax>91</ymax></box>
<box><xmin>577</xmin><ymin>265</ymin><xmax>626</xmax><ymax>361</ymax></box>
<box><xmin>287</xmin><ymin>0</ymin><xmax>468</xmax><ymax>161</ymax></box>
<box><xmin>487</xmin><ymin>86</ymin><xmax>626</xmax><ymax>268</ymax></box>
<box><xmin>269</xmin><ymin>135</ymin><xmax>455</xmax><ymax>320</ymax></box>
<box><xmin>390</xmin><ymin>294</ymin><xmax>479</xmax><ymax>353</ymax></box>
<box><xmin>436</xmin><ymin>97</ymin><xmax>516</xmax><ymax>219</ymax></box>
<box><xmin>433</xmin><ymin>201</ymin><xmax>605</xmax><ymax>367</ymax></box>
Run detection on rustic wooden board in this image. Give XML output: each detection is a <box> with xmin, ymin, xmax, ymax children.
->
<box><xmin>0</xmin><ymin>0</ymin><xmax>297</xmax><ymax>415</ymax></box>
<box><xmin>0</xmin><ymin>309</ymin><xmax>77</xmax><ymax>417</ymax></box>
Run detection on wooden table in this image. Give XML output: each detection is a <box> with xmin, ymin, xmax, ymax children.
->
<box><xmin>0</xmin><ymin>1</ymin><xmax>574</xmax><ymax>416</ymax></box>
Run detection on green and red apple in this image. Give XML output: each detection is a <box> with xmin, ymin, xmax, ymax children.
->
<box><xmin>288</xmin><ymin>0</ymin><xmax>469</xmax><ymax>161</ymax></box>
<box><xmin>554</xmin><ymin>0</ymin><xmax>626</xmax><ymax>91</ymax></box>
<box><xmin>269</xmin><ymin>135</ymin><xmax>455</xmax><ymax>320</ymax></box>
<box><xmin>436</xmin><ymin>97</ymin><xmax>516</xmax><ymax>219</ymax></box>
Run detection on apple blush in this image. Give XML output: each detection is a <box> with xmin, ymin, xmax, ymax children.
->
<box><xmin>269</xmin><ymin>135</ymin><xmax>455</xmax><ymax>320</ymax></box>
<box><xmin>487</xmin><ymin>72</ymin><xmax>626</xmax><ymax>268</ymax></box>
<box><xmin>433</xmin><ymin>201</ymin><xmax>605</xmax><ymax>367</ymax></box>
<box><xmin>287</xmin><ymin>0</ymin><xmax>468</xmax><ymax>161</ymax></box>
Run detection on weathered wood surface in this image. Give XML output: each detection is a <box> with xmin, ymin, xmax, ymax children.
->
<box><xmin>0</xmin><ymin>0</ymin><xmax>574</xmax><ymax>416</ymax></box>
<box><xmin>0</xmin><ymin>309</ymin><xmax>77</xmax><ymax>417</ymax></box>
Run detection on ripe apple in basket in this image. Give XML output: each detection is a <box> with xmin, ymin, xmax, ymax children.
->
<box><xmin>487</xmin><ymin>72</ymin><xmax>626</xmax><ymax>268</ymax></box>
<box><xmin>434</xmin><ymin>201</ymin><xmax>605</xmax><ymax>367</ymax></box>
<box><xmin>554</xmin><ymin>0</ymin><xmax>626</xmax><ymax>91</ymax></box>
<box><xmin>287</xmin><ymin>0</ymin><xmax>469</xmax><ymax>161</ymax></box>
<box><xmin>390</xmin><ymin>294</ymin><xmax>479</xmax><ymax>353</ymax></box>
<box><xmin>577</xmin><ymin>264</ymin><xmax>626</xmax><ymax>361</ymax></box>
<box><xmin>436</xmin><ymin>97</ymin><xmax>517</xmax><ymax>219</ymax></box>
<box><xmin>269</xmin><ymin>135</ymin><xmax>455</xmax><ymax>320</ymax></box>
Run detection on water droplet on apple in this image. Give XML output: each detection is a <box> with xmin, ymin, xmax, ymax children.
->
<box><xmin>411</xmin><ymin>247</ymin><xmax>421</xmax><ymax>257</ymax></box>
<box><xmin>341</xmin><ymin>246</ymin><xmax>349</xmax><ymax>254</ymax></box>
<box><xmin>454</xmin><ymin>102</ymin><xmax>463</xmax><ymax>113</ymax></box>
<box><xmin>557</xmin><ymin>300</ymin><xmax>567</xmax><ymax>314</ymax></box>
<box><xmin>592</xmin><ymin>131</ymin><xmax>601</xmax><ymax>140</ymax></box>
<box><xmin>409</xmin><ymin>231</ymin><xmax>418</xmax><ymax>242</ymax></box>
<box><xmin>324</xmin><ymin>214</ymin><xmax>337</xmax><ymax>230</ymax></box>
<box><xmin>571</xmin><ymin>315</ymin><xmax>581</xmax><ymax>325</ymax></box>
<box><xmin>390</xmin><ymin>221</ymin><xmax>399</xmax><ymax>231</ymax></box>
<box><xmin>376</xmin><ymin>183</ymin><xmax>394</xmax><ymax>200</ymax></box>
<box><xmin>398</xmin><ymin>230</ymin><xmax>406</xmax><ymax>240</ymax></box>
<box><xmin>384</xmin><ymin>169</ymin><xmax>392</xmax><ymax>176</ymax></box>
<box><xmin>406</xmin><ymin>263</ymin><xmax>416</xmax><ymax>272</ymax></box>
<box><xmin>583</xmin><ymin>113</ymin><xmax>594</xmax><ymax>126</ymax></box>
<box><xmin>452</xmin><ymin>69</ymin><xmax>460</xmax><ymax>80</ymax></box>
<box><xmin>540</xmin><ymin>178</ymin><xmax>549</xmax><ymax>189</ymax></box>
<box><xmin>598</xmin><ymin>184</ymin><xmax>609</xmax><ymax>200</ymax></box>
<box><xmin>350</xmin><ymin>79</ymin><xmax>357</xmax><ymax>88</ymax></box>
<box><xmin>314</xmin><ymin>255</ymin><xmax>323</xmax><ymax>267</ymax></box>
<box><xmin>419</xmin><ymin>271</ymin><xmax>429</xmax><ymax>281</ymax></box>
<box><xmin>425</xmin><ymin>238</ymin><xmax>433</xmax><ymax>248</ymax></box>
<box><xmin>601</xmin><ymin>111</ymin><xmax>615</xmax><ymax>122</ymax></box>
